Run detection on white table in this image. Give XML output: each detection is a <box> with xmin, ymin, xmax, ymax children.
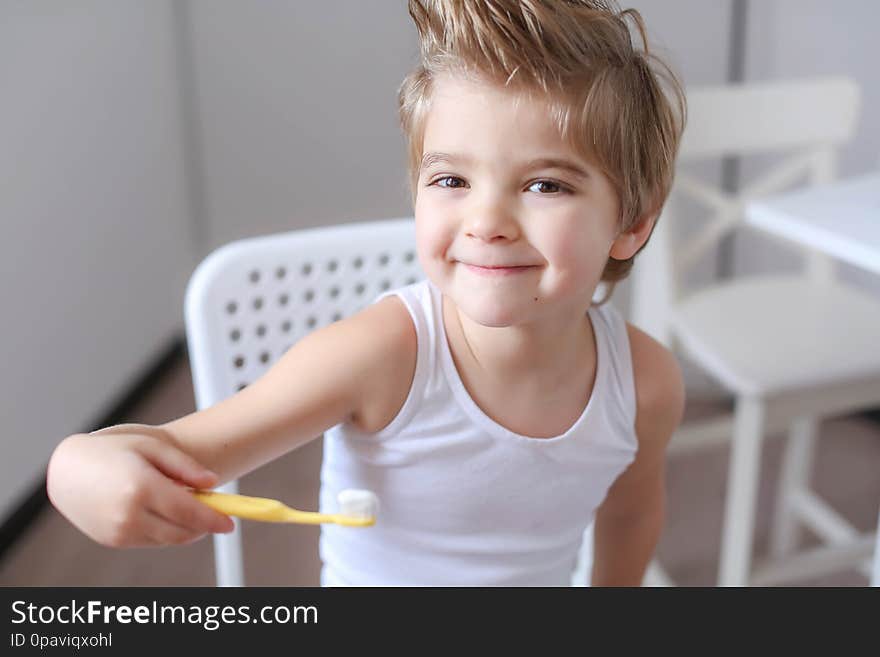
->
<box><xmin>745</xmin><ymin>171</ymin><xmax>880</xmax><ymax>586</ymax></box>
<box><xmin>745</xmin><ymin>172</ymin><xmax>880</xmax><ymax>275</ymax></box>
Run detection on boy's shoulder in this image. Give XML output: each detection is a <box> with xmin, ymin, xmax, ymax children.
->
<box><xmin>343</xmin><ymin>294</ymin><xmax>418</xmax><ymax>434</ymax></box>
<box><xmin>625</xmin><ymin>322</ymin><xmax>686</xmax><ymax>449</ymax></box>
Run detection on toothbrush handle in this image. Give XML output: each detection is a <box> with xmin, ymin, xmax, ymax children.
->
<box><xmin>285</xmin><ymin>510</ymin><xmax>375</xmax><ymax>527</ymax></box>
<box><xmin>280</xmin><ymin>509</ymin><xmax>335</xmax><ymax>525</ymax></box>
<box><xmin>191</xmin><ymin>490</ymin><xmax>372</xmax><ymax>526</ymax></box>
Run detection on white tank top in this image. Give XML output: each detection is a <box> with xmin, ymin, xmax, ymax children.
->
<box><xmin>319</xmin><ymin>279</ymin><xmax>638</xmax><ymax>586</ymax></box>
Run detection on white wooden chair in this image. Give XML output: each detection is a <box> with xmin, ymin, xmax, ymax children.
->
<box><xmin>632</xmin><ymin>77</ymin><xmax>880</xmax><ymax>585</ymax></box>
<box><xmin>185</xmin><ymin>217</ymin><xmax>669</xmax><ymax>586</ymax></box>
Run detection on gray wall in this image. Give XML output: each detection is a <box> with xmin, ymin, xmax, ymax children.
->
<box><xmin>0</xmin><ymin>1</ymin><xmax>195</xmax><ymax>520</ymax></box>
<box><xmin>185</xmin><ymin>0</ymin><xmax>418</xmax><ymax>253</ymax></box>
<box><xmin>745</xmin><ymin>0</ymin><xmax>878</xmax><ymax>174</ymax></box>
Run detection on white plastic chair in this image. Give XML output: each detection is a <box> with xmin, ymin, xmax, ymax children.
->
<box><xmin>185</xmin><ymin>217</ymin><xmax>423</xmax><ymax>586</ymax></box>
<box><xmin>184</xmin><ymin>216</ymin><xmax>669</xmax><ymax>586</ymax></box>
<box><xmin>632</xmin><ymin>77</ymin><xmax>880</xmax><ymax>585</ymax></box>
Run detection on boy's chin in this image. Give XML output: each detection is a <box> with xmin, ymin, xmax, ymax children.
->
<box><xmin>453</xmin><ymin>294</ymin><xmax>536</xmax><ymax>328</ymax></box>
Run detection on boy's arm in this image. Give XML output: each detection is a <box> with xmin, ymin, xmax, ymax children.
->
<box><xmin>98</xmin><ymin>295</ymin><xmax>416</xmax><ymax>484</ymax></box>
<box><xmin>47</xmin><ymin>294</ymin><xmax>414</xmax><ymax>548</ymax></box>
<box><xmin>590</xmin><ymin>323</ymin><xmax>686</xmax><ymax>586</ymax></box>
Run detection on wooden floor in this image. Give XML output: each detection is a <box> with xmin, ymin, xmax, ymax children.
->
<box><xmin>2</xmin><ymin>354</ymin><xmax>878</xmax><ymax>586</ymax></box>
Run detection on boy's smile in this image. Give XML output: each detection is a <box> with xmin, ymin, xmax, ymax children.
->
<box><xmin>462</xmin><ymin>263</ymin><xmax>540</xmax><ymax>276</ymax></box>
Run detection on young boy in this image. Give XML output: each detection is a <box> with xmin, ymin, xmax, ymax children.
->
<box><xmin>47</xmin><ymin>0</ymin><xmax>686</xmax><ymax>586</ymax></box>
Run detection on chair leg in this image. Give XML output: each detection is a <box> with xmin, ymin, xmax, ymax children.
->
<box><xmin>213</xmin><ymin>479</ymin><xmax>245</xmax><ymax>587</ymax></box>
<box><xmin>718</xmin><ymin>396</ymin><xmax>766</xmax><ymax>586</ymax></box>
<box><xmin>643</xmin><ymin>559</ymin><xmax>675</xmax><ymax>587</ymax></box>
<box><xmin>872</xmin><ymin>505</ymin><xmax>880</xmax><ymax>587</ymax></box>
<box><xmin>570</xmin><ymin>524</ymin><xmax>593</xmax><ymax>586</ymax></box>
<box><xmin>769</xmin><ymin>416</ymin><xmax>818</xmax><ymax>559</ymax></box>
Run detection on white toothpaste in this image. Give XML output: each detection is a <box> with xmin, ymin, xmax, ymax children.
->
<box><xmin>337</xmin><ymin>489</ymin><xmax>379</xmax><ymax>519</ymax></box>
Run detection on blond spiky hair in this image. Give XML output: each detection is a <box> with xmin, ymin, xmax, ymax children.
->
<box><xmin>398</xmin><ymin>0</ymin><xmax>686</xmax><ymax>300</ymax></box>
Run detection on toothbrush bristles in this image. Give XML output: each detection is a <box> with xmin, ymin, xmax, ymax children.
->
<box><xmin>337</xmin><ymin>489</ymin><xmax>379</xmax><ymax>519</ymax></box>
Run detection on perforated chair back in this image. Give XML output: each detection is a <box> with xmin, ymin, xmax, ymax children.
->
<box><xmin>184</xmin><ymin>217</ymin><xmax>422</xmax><ymax>586</ymax></box>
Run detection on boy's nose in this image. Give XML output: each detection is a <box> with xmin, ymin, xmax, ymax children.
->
<box><xmin>463</xmin><ymin>202</ymin><xmax>520</xmax><ymax>243</ymax></box>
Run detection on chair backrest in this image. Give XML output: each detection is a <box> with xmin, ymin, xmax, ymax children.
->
<box><xmin>631</xmin><ymin>77</ymin><xmax>861</xmax><ymax>344</ymax></box>
<box><xmin>186</xmin><ymin>218</ymin><xmax>423</xmax><ymax>408</ymax></box>
<box><xmin>184</xmin><ymin>217</ymin><xmax>422</xmax><ymax>586</ymax></box>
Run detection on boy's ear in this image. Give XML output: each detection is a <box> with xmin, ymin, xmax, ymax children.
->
<box><xmin>609</xmin><ymin>213</ymin><xmax>657</xmax><ymax>261</ymax></box>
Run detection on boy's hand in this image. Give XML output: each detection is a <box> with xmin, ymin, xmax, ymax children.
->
<box><xmin>46</xmin><ymin>431</ymin><xmax>235</xmax><ymax>548</ymax></box>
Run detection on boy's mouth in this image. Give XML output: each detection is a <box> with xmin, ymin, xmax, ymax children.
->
<box><xmin>462</xmin><ymin>263</ymin><xmax>539</xmax><ymax>276</ymax></box>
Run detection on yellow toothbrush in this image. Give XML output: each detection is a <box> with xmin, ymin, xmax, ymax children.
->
<box><xmin>192</xmin><ymin>488</ymin><xmax>379</xmax><ymax>527</ymax></box>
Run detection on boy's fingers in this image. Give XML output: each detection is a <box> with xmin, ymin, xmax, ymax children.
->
<box><xmin>147</xmin><ymin>477</ymin><xmax>235</xmax><ymax>535</ymax></box>
<box><xmin>141</xmin><ymin>509</ymin><xmax>206</xmax><ymax>546</ymax></box>
<box><xmin>137</xmin><ymin>439</ymin><xmax>218</xmax><ymax>490</ymax></box>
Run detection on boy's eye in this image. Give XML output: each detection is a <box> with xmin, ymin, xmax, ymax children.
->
<box><xmin>432</xmin><ymin>176</ymin><xmax>467</xmax><ymax>189</ymax></box>
<box><xmin>527</xmin><ymin>180</ymin><xmax>566</xmax><ymax>194</ymax></box>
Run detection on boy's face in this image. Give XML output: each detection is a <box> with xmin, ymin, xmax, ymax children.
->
<box><xmin>415</xmin><ymin>73</ymin><xmax>622</xmax><ymax>327</ymax></box>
